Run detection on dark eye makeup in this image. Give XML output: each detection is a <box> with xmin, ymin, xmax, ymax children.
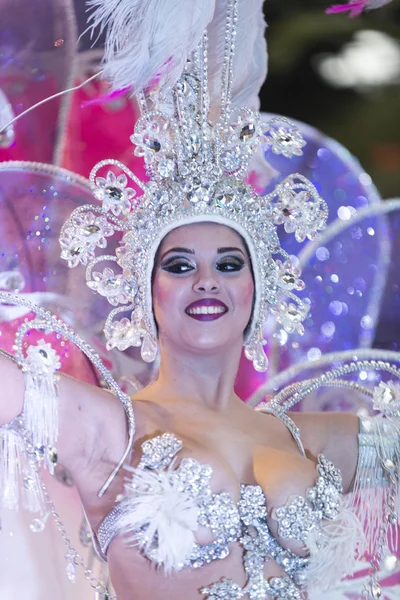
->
<box><xmin>216</xmin><ymin>256</ymin><xmax>245</xmax><ymax>272</ymax></box>
<box><xmin>160</xmin><ymin>257</ymin><xmax>195</xmax><ymax>273</ymax></box>
<box><xmin>160</xmin><ymin>254</ymin><xmax>245</xmax><ymax>274</ymax></box>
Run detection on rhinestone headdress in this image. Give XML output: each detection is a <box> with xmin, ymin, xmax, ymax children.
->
<box><xmin>59</xmin><ymin>0</ymin><xmax>328</xmax><ymax>372</ymax></box>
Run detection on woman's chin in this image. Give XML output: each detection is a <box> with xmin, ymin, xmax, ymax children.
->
<box><xmin>181</xmin><ymin>333</ymin><xmax>242</xmax><ymax>356</ymax></box>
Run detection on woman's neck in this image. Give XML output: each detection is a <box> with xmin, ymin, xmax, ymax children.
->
<box><xmin>144</xmin><ymin>340</ymin><xmax>243</xmax><ymax>411</ymax></box>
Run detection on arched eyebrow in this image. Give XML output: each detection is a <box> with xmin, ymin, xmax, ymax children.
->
<box><xmin>160</xmin><ymin>247</ymin><xmax>195</xmax><ymax>259</ymax></box>
<box><xmin>217</xmin><ymin>247</ymin><xmax>245</xmax><ymax>255</ymax></box>
<box><xmin>160</xmin><ymin>246</ymin><xmax>245</xmax><ymax>260</ymax></box>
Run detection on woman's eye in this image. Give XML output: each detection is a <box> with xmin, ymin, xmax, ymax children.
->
<box><xmin>216</xmin><ymin>258</ymin><xmax>245</xmax><ymax>272</ymax></box>
<box><xmin>161</xmin><ymin>259</ymin><xmax>195</xmax><ymax>274</ymax></box>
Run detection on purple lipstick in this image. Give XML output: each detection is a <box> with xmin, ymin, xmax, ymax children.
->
<box><xmin>185</xmin><ymin>299</ymin><xmax>228</xmax><ymax>322</ymax></box>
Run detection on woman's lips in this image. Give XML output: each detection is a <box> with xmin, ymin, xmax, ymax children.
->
<box><xmin>185</xmin><ymin>299</ymin><xmax>228</xmax><ymax>321</ymax></box>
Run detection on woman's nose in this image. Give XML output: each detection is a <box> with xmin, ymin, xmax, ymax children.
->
<box><xmin>193</xmin><ymin>267</ymin><xmax>220</xmax><ymax>293</ymax></box>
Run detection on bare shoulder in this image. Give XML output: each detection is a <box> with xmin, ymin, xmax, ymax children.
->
<box><xmin>289</xmin><ymin>411</ymin><xmax>360</xmax><ymax>492</ymax></box>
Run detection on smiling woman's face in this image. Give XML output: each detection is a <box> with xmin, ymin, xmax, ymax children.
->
<box><xmin>152</xmin><ymin>222</ymin><xmax>255</xmax><ymax>355</ymax></box>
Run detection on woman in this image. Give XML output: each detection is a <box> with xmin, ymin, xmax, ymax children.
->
<box><xmin>0</xmin><ymin>221</ymin><xmax>361</xmax><ymax>599</ymax></box>
<box><xmin>0</xmin><ymin>1</ymin><xmax>398</xmax><ymax>598</ymax></box>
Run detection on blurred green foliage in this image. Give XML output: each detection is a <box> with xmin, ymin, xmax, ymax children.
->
<box><xmin>261</xmin><ymin>2</ymin><xmax>400</xmax><ymax>198</ymax></box>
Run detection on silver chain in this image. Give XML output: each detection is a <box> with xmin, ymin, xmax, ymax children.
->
<box><xmin>41</xmin><ymin>476</ymin><xmax>118</xmax><ymax>599</ymax></box>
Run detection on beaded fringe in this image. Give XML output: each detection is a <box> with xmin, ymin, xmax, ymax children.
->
<box><xmin>23</xmin><ymin>369</ymin><xmax>59</xmax><ymax>449</ymax></box>
<box><xmin>0</xmin><ymin>424</ymin><xmax>45</xmax><ymax>516</ymax></box>
<box><xmin>350</xmin><ymin>414</ymin><xmax>400</xmax><ymax>557</ymax></box>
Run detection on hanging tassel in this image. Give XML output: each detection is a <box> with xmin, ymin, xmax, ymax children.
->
<box><xmin>0</xmin><ymin>422</ymin><xmax>46</xmax><ymax>518</ymax></box>
<box><xmin>0</xmin><ymin>425</ymin><xmax>25</xmax><ymax>511</ymax></box>
<box><xmin>349</xmin><ymin>381</ymin><xmax>400</xmax><ymax>565</ymax></box>
<box><xmin>21</xmin><ymin>339</ymin><xmax>61</xmax><ymax>449</ymax></box>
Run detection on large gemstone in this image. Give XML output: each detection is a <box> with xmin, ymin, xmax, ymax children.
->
<box><xmin>70</xmin><ymin>246</ymin><xmax>83</xmax><ymax>256</ymax></box>
<box><xmin>189</xmin><ymin>186</ymin><xmax>211</xmax><ymax>204</ymax></box>
<box><xmin>81</xmin><ymin>223</ymin><xmax>100</xmax><ymax>236</ymax></box>
<box><xmin>143</xmin><ymin>135</ymin><xmax>161</xmax><ymax>153</ymax></box>
<box><xmin>106</xmin><ymin>185</ymin><xmax>123</xmax><ymax>199</ymax></box>
<box><xmin>216</xmin><ymin>193</ymin><xmax>235</xmax><ymax>209</ymax></box>
<box><xmin>282</xmin><ymin>272</ymin><xmax>296</xmax><ymax>286</ymax></box>
<box><xmin>239</xmin><ymin>123</ymin><xmax>256</xmax><ymax>141</ymax></box>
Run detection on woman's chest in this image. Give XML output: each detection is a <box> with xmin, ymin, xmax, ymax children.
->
<box><xmin>130</xmin><ymin>423</ymin><xmax>329</xmax><ymax>554</ymax></box>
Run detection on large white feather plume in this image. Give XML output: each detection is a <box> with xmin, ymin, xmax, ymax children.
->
<box><xmin>86</xmin><ymin>0</ymin><xmax>268</xmax><ymax>116</ymax></box>
<box><xmin>86</xmin><ymin>0</ymin><xmax>216</xmax><ymax>93</ymax></box>
<box><xmin>116</xmin><ymin>466</ymin><xmax>199</xmax><ymax>573</ymax></box>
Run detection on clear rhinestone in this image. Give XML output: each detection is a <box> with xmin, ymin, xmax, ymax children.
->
<box><xmin>221</xmin><ymin>150</ymin><xmax>241</xmax><ymax>172</ymax></box>
<box><xmin>34</xmin><ymin>445</ymin><xmax>45</xmax><ymax>460</ymax></box>
<box><xmin>70</xmin><ymin>246</ymin><xmax>83</xmax><ymax>256</ymax></box>
<box><xmin>106</xmin><ymin>186</ymin><xmax>123</xmax><ymax>199</ymax></box>
<box><xmin>371</xmin><ymin>582</ymin><xmax>382</xmax><ymax>599</ymax></box>
<box><xmin>157</xmin><ymin>158</ymin><xmax>175</xmax><ymax>177</ymax></box>
<box><xmin>0</xmin><ymin>128</ymin><xmax>14</xmax><ymax>148</ymax></box>
<box><xmin>239</xmin><ymin>123</ymin><xmax>256</xmax><ymax>141</ymax></box>
<box><xmin>282</xmin><ymin>272</ymin><xmax>296</xmax><ymax>286</ymax></box>
<box><xmin>66</xmin><ymin>560</ymin><xmax>77</xmax><ymax>583</ymax></box>
<box><xmin>30</xmin><ymin>518</ymin><xmax>45</xmax><ymax>533</ymax></box>
<box><xmin>188</xmin><ymin>186</ymin><xmax>211</xmax><ymax>205</ymax></box>
<box><xmin>216</xmin><ymin>193</ymin><xmax>235</xmax><ymax>209</ymax></box>
<box><xmin>186</xmin><ymin>133</ymin><xmax>201</xmax><ymax>155</ymax></box>
<box><xmin>23</xmin><ymin>476</ymin><xmax>34</xmax><ymax>490</ymax></box>
<box><xmin>143</xmin><ymin>135</ymin><xmax>161</xmax><ymax>153</ymax></box>
<box><xmin>141</xmin><ymin>333</ymin><xmax>158</xmax><ymax>363</ymax></box>
<box><xmin>48</xmin><ymin>447</ymin><xmax>58</xmax><ymax>465</ymax></box>
<box><xmin>81</xmin><ymin>224</ymin><xmax>100</xmax><ymax>236</ymax></box>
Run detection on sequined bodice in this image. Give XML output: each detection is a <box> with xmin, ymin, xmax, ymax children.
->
<box><xmin>97</xmin><ymin>431</ymin><xmax>347</xmax><ymax>599</ymax></box>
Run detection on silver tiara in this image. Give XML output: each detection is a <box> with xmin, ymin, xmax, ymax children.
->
<box><xmin>59</xmin><ymin>0</ymin><xmax>328</xmax><ymax>372</ymax></box>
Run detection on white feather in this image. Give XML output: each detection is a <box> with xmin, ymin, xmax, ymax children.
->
<box><xmin>85</xmin><ymin>0</ymin><xmax>268</xmax><ymax>118</ymax></box>
<box><xmin>306</xmin><ymin>498</ymin><xmax>366</xmax><ymax>591</ymax></box>
<box><xmin>86</xmin><ymin>0</ymin><xmax>216</xmax><ymax>93</ymax></box>
<box><xmin>116</xmin><ymin>466</ymin><xmax>199</xmax><ymax>573</ymax></box>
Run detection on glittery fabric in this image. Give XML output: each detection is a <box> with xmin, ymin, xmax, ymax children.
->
<box><xmin>97</xmin><ymin>431</ymin><xmax>351</xmax><ymax>598</ymax></box>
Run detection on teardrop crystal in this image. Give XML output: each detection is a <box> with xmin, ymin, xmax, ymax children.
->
<box><xmin>66</xmin><ymin>560</ymin><xmax>77</xmax><ymax>583</ymax></box>
<box><xmin>244</xmin><ymin>344</ymin><xmax>256</xmax><ymax>361</ymax></box>
<box><xmin>141</xmin><ymin>333</ymin><xmax>158</xmax><ymax>363</ymax></box>
<box><xmin>253</xmin><ymin>344</ymin><xmax>269</xmax><ymax>372</ymax></box>
<box><xmin>371</xmin><ymin>582</ymin><xmax>382</xmax><ymax>599</ymax></box>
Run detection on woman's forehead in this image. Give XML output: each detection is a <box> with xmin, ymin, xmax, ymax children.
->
<box><xmin>160</xmin><ymin>222</ymin><xmax>245</xmax><ymax>250</ymax></box>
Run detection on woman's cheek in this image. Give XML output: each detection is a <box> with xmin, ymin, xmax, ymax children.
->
<box><xmin>153</xmin><ymin>274</ymin><xmax>185</xmax><ymax>324</ymax></box>
<box><xmin>239</xmin><ymin>277</ymin><xmax>255</xmax><ymax>314</ymax></box>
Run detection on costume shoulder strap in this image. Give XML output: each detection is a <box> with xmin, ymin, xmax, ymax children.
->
<box><xmin>255</xmin><ymin>400</ymin><xmax>306</xmax><ymax>457</ymax></box>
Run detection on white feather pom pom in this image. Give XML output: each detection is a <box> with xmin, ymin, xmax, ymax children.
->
<box><xmin>306</xmin><ymin>499</ymin><xmax>366</xmax><ymax>591</ymax></box>
<box><xmin>86</xmin><ymin>0</ymin><xmax>216</xmax><ymax>93</ymax></box>
<box><xmin>116</xmin><ymin>466</ymin><xmax>199</xmax><ymax>573</ymax></box>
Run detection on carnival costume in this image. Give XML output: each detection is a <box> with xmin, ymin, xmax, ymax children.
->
<box><xmin>0</xmin><ymin>1</ymin><xmax>399</xmax><ymax>599</ymax></box>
